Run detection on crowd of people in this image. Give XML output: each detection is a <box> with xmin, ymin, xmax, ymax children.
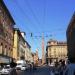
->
<box><xmin>51</xmin><ymin>59</ymin><xmax>67</xmax><ymax>75</ymax></box>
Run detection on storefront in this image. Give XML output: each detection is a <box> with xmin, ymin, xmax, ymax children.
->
<box><xmin>0</xmin><ymin>56</ymin><xmax>11</xmax><ymax>64</ymax></box>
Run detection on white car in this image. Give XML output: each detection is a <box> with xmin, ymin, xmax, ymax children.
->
<box><xmin>0</xmin><ymin>67</ymin><xmax>2</xmax><ymax>74</ymax></box>
<box><xmin>16</xmin><ymin>63</ymin><xmax>26</xmax><ymax>70</ymax></box>
<box><xmin>0</xmin><ymin>65</ymin><xmax>11</xmax><ymax>75</ymax></box>
<box><xmin>16</xmin><ymin>60</ymin><xmax>27</xmax><ymax>71</ymax></box>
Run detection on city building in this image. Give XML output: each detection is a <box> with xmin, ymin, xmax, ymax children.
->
<box><xmin>25</xmin><ymin>41</ymin><xmax>33</xmax><ymax>63</ymax></box>
<box><xmin>0</xmin><ymin>0</ymin><xmax>15</xmax><ymax>63</ymax></box>
<box><xmin>66</xmin><ymin>12</ymin><xmax>75</xmax><ymax>60</ymax></box>
<box><xmin>46</xmin><ymin>39</ymin><xmax>67</xmax><ymax>65</ymax></box>
<box><xmin>13</xmin><ymin>28</ymin><xmax>25</xmax><ymax>61</ymax></box>
<box><xmin>32</xmin><ymin>50</ymin><xmax>39</xmax><ymax>66</ymax></box>
<box><xmin>38</xmin><ymin>59</ymin><xmax>42</xmax><ymax>66</ymax></box>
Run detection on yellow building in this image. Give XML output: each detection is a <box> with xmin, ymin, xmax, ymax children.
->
<box><xmin>66</xmin><ymin>12</ymin><xmax>75</xmax><ymax>61</ymax></box>
<box><xmin>0</xmin><ymin>0</ymin><xmax>15</xmax><ymax>63</ymax></box>
<box><xmin>13</xmin><ymin>28</ymin><xmax>25</xmax><ymax>61</ymax></box>
<box><xmin>46</xmin><ymin>39</ymin><xmax>67</xmax><ymax>64</ymax></box>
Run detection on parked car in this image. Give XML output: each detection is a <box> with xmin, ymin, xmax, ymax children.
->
<box><xmin>16</xmin><ymin>60</ymin><xmax>27</xmax><ymax>71</ymax></box>
<box><xmin>25</xmin><ymin>64</ymin><xmax>30</xmax><ymax>70</ymax></box>
<box><xmin>0</xmin><ymin>65</ymin><xmax>11</xmax><ymax>75</ymax></box>
<box><xmin>0</xmin><ymin>66</ymin><xmax>2</xmax><ymax>74</ymax></box>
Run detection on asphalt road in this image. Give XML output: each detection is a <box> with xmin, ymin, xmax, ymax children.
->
<box><xmin>19</xmin><ymin>66</ymin><xmax>53</xmax><ymax>75</ymax></box>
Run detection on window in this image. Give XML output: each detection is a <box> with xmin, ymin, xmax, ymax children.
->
<box><xmin>5</xmin><ymin>33</ymin><xmax>8</xmax><ymax>39</ymax></box>
<box><xmin>10</xmin><ymin>49</ymin><xmax>13</xmax><ymax>57</ymax></box>
<box><xmin>0</xmin><ymin>8</ymin><xmax>3</xmax><ymax>23</ymax></box>
<box><xmin>54</xmin><ymin>48</ymin><xmax>56</xmax><ymax>57</ymax></box>
<box><xmin>6</xmin><ymin>48</ymin><xmax>8</xmax><ymax>56</ymax></box>
<box><xmin>0</xmin><ymin>24</ymin><xmax>4</xmax><ymax>36</ymax></box>
<box><xmin>1</xmin><ymin>43</ymin><xmax>4</xmax><ymax>55</ymax></box>
<box><xmin>0</xmin><ymin>43</ymin><xmax>3</xmax><ymax>54</ymax></box>
<box><xmin>4</xmin><ymin>45</ymin><xmax>7</xmax><ymax>55</ymax></box>
<box><xmin>8</xmin><ymin>47</ymin><xmax>10</xmax><ymax>56</ymax></box>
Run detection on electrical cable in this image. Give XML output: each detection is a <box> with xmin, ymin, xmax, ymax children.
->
<box><xmin>23</xmin><ymin>0</ymin><xmax>41</xmax><ymax>26</ymax></box>
<box><xmin>13</xmin><ymin>0</ymin><xmax>36</xmax><ymax>32</ymax></box>
<box><xmin>16</xmin><ymin>0</ymin><xmax>41</xmax><ymax>32</ymax></box>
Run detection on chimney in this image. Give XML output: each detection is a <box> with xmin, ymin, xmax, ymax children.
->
<box><xmin>21</xmin><ymin>32</ymin><xmax>26</xmax><ymax>38</ymax></box>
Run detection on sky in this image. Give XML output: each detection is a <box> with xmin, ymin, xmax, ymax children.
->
<box><xmin>4</xmin><ymin>0</ymin><xmax>75</xmax><ymax>58</ymax></box>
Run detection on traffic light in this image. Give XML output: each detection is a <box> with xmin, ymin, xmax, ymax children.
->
<box><xmin>31</xmin><ymin>33</ymin><xmax>33</xmax><ymax>37</ymax></box>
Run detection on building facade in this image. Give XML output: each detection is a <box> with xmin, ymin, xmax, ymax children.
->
<box><xmin>0</xmin><ymin>0</ymin><xmax>15</xmax><ymax>63</ymax></box>
<box><xmin>25</xmin><ymin>41</ymin><xmax>33</xmax><ymax>63</ymax></box>
<box><xmin>66</xmin><ymin>12</ymin><xmax>75</xmax><ymax>61</ymax></box>
<box><xmin>46</xmin><ymin>39</ymin><xmax>67</xmax><ymax>65</ymax></box>
<box><xmin>13</xmin><ymin>28</ymin><xmax>25</xmax><ymax>61</ymax></box>
<box><xmin>32</xmin><ymin>50</ymin><xmax>39</xmax><ymax>66</ymax></box>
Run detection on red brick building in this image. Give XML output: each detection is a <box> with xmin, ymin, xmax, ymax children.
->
<box><xmin>0</xmin><ymin>0</ymin><xmax>15</xmax><ymax>63</ymax></box>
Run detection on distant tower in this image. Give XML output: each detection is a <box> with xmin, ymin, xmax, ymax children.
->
<box><xmin>36</xmin><ymin>49</ymin><xmax>38</xmax><ymax>57</ymax></box>
<box><xmin>35</xmin><ymin>49</ymin><xmax>39</xmax><ymax>66</ymax></box>
<box><xmin>42</xmin><ymin>33</ymin><xmax>45</xmax><ymax>64</ymax></box>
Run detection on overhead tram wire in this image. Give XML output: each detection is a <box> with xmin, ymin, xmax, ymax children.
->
<box><xmin>14</xmin><ymin>0</ymin><xmax>36</xmax><ymax>33</ymax></box>
<box><xmin>28</xmin><ymin>29</ymin><xmax>65</xmax><ymax>51</ymax></box>
<box><xmin>29</xmin><ymin>28</ymin><xmax>66</xmax><ymax>40</ymax></box>
<box><xmin>5</xmin><ymin>0</ymin><xmax>31</xmax><ymax>35</ymax></box>
<box><xmin>15</xmin><ymin>0</ymin><xmax>42</xmax><ymax>36</ymax></box>
<box><xmin>14</xmin><ymin>1</ymin><xmax>31</xmax><ymax>33</ymax></box>
<box><xmin>14</xmin><ymin>1</ymin><xmax>66</xmax><ymax>40</ymax></box>
<box><xmin>27</xmin><ymin>27</ymin><xmax>66</xmax><ymax>35</ymax></box>
<box><xmin>43</xmin><ymin>0</ymin><xmax>47</xmax><ymax>27</ymax></box>
<box><xmin>23</xmin><ymin>0</ymin><xmax>41</xmax><ymax>28</ymax></box>
<box><xmin>22</xmin><ymin>0</ymin><xmax>41</xmax><ymax>48</ymax></box>
<box><xmin>14</xmin><ymin>0</ymin><xmax>50</xmax><ymax>37</ymax></box>
<box><xmin>17</xmin><ymin>0</ymin><xmax>41</xmax><ymax>33</ymax></box>
<box><xmin>24</xmin><ymin>0</ymin><xmax>47</xmax><ymax>33</ymax></box>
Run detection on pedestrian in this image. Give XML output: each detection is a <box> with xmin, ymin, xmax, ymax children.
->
<box><xmin>54</xmin><ymin>61</ymin><xmax>60</xmax><ymax>75</ymax></box>
<box><xmin>59</xmin><ymin>60</ymin><xmax>66</xmax><ymax>75</ymax></box>
<box><xmin>30</xmin><ymin>64</ymin><xmax>32</xmax><ymax>71</ymax></box>
<box><xmin>9</xmin><ymin>58</ymin><xmax>17</xmax><ymax>75</ymax></box>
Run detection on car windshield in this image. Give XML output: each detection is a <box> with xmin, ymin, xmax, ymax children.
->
<box><xmin>4</xmin><ymin>66</ymin><xmax>10</xmax><ymax>69</ymax></box>
<box><xmin>17</xmin><ymin>63</ymin><xmax>22</xmax><ymax>65</ymax></box>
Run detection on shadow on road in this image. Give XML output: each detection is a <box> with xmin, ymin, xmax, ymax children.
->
<box><xmin>23</xmin><ymin>66</ymin><xmax>51</xmax><ymax>75</ymax></box>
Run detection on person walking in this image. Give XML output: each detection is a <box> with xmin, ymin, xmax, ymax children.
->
<box><xmin>59</xmin><ymin>60</ymin><xmax>66</xmax><ymax>75</ymax></box>
<box><xmin>30</xmin><ymin>64</ymin><xmax>32</xmax><ymax>71</ymax></box>
<box><xmin>9</xmin><ymin>59</ymin><xmax>17</xmax><ymax>75</ymax></box>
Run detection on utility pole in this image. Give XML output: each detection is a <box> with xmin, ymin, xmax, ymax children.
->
<box><xmin>42</xmin><ymin>33</ymin><xmax>45</xmax><ymax>64</ymax></box>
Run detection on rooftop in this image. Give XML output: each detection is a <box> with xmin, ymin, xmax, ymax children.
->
<box><xmin>0</xmin><ymin>0</ymin><xmax>15</xmax><ymax>25</ymax></box>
